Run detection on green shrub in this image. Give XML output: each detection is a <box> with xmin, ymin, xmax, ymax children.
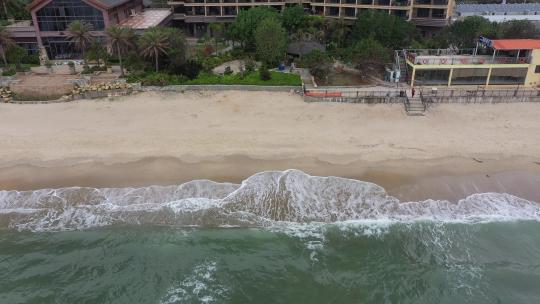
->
<box><xmin>126</xmin><ymin>72</ymin><xmax>187</xmax><ymax>86</ymax></box>
<box><xmin>67</xmin><ymin>61</ymin><xmax>75</xmax><ymax>67</ymax></box>
<box><xmin>81</xmin><ymin>65</ymin><xmax>107</xmax><ymax>74</ymax></box>
<box><xmin>259</xmin><ymin>64</ymin><xmax>271</xmax><ymax>81</ymax></box>
<box><xmin>1</xmin><ymin>69</ymin><xmax>16</xmax><ymax>76</ymax></box>
<box><xmin>23</xmin><ymin>53</ymin><xmax>40</xmax><ymax>65</ymax></box>
<box><xmin>171</xmin><ymin>60</ymin><xmax>202</xmax><ymax>80</ymax></box>
<box><xmin>244</xmin><ymin>58</ymin><xmax>256</xmax><ymax>72</ymax></box>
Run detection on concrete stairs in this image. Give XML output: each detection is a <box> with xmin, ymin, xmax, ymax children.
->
<box><xmin>404</xmin><ymin>96</ymin><xmax>426</xmax><ymax>116</ymax></box>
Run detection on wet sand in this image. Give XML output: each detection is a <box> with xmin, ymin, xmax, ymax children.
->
<box><xmin>1</xmin><ymin>155</ymin><xmax>539</xmax><ymax>203</ymax></box>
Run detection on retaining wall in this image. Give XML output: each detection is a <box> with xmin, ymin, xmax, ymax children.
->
<box><xmin>138</xmin><ymin>84</ymin><xmax>302</xmax><ymax>92</ymax></box>
<box><xmin>304</xmin><ymin>95</ymin><xmax>406</xmax><ymax>104</ymax></box>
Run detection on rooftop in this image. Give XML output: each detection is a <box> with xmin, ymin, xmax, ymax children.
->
<box><xmin>456</xmin><ymin>3</ymin><xmax>540</xmax><ymax>15</ymax></box>
<box><xmin>492</xmin><ymin>39</ymin><xmax>540</xmax><ymax>50</ymax></box>
<box><xmin>28</xmin><ymin>0</ymin><xmax>132</xmax><ymax>10</ymax></box>
<box><xmin>119</xmin><ymin>9</ymin><xmax>172</xmax><ymax>30</ymax></box>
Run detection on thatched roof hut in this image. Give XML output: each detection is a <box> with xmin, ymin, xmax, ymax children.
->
<box><xmin>287</xmin><ymin>41</ymin><xmax>326</xmax><ymax>56</ymax></box>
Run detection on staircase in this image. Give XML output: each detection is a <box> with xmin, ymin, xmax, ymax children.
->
<box><xmin>394</xmin><ymin>50</ymin><xmax>408</xmax><ymax>83</ymax></box>
<box><xmin>404</xmin><ymin>95</ymin><xmax>426</xmax><ymax>116</ymax></box>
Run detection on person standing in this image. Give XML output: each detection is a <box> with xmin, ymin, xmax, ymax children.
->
<box><xmin>411</xmin><ymin>87</ymin><xmax>416</xmax><ymax>98</ymax></box>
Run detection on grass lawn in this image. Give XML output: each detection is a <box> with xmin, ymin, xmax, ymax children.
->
<box><xmin>186</xmin><ymin>72</ymin><xmax>301</xmax><ymax>86</ymax></box>
<box><xmin>128</xmin><ymin>71</ymin><xmax>302</xmax><ymax>86</ymax></box>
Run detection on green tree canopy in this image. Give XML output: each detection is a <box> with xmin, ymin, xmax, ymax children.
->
<box><xmin>499</xmin><ymin>20</ymin><xmax>539</xmax><ymax>39</ymax></box>
<box><xmin>298</xmin><ymin>49</ymin><xmax>331</xmax><ymax>80</ymax></box>
<box><xmin>86</xmin><ymin>42</ymin><xmax>107</xmax><ymax>66</ymax></box>
<box><xmin>6</xmin><ymin>44</ymin><xmax>25</xmax><ymax>70</ymax></box>
<box><xmin>139</xmin><ymin>27</ymin><xmax>170</xmax><ymax>72</ymax></box>
<box><xmin>324</xmin><ymin>18</ymin><xmax>350</xmax><ymax>48</ymax></box>
<box><xmin>106</xmin><ymin>25</ymin><xmax>135</xmax><ymax>76</ymax></box>
<box><xmin>352</xmin><ymin>10</ymin><xmax>416</xmax><ymax>49</ymax></box>
<box><xmin>229</xmin><ymin>6</ymin><xmax>279</xmax><ymax>51</ymax></box>
<box><xmin>66</xmin><ymin>20</ymin><xmax>94</xmax><ymax>62</ymax></box>
<box><xmin>443</xmin><ymin>16</ymin><xmax>497</xmax><ymax>48</ymax></box>
<box><xmin>344</xmin><ymin>38</ymin><xmax>390</xmax><ymax>74</ymax></box>
<box><xmin>255</xmin><ymin>18</ymin><xmax>287</xmax><ymax>66</ymax></box>
<box><xmin>0</xmin><ymin>25</ymin><xmax>15</xmax><ymax>66</ymax></box>
<box><xmin>282</xmin><ymin>5</ymin><xmax>307</xmax><ymax>33</ymax></box>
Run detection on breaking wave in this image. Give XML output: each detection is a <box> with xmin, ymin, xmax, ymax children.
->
<box><xmin>1</xmin><ymin>170</ymin><xmax>539</xmax><ymax>232</ymax></box>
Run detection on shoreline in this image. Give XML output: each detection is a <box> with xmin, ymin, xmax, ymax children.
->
<box><xmin>1</xmin><ymin>155</ymin><xmax>539</xmax><ymax>203</ymax></box>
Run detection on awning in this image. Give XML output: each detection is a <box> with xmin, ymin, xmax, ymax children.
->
<box><xmin>491</xmin><ymin>39</ymin><xmax>540</xmax><ymax>50</ymax></box>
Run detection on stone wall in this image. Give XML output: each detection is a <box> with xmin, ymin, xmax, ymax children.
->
<box><xmin>138</xmin><ymin>84</ymin><xmax>302</xmax><ymax>92</ymax></box>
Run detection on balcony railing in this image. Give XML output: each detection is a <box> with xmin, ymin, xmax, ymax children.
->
<box><xmin>407</xmin><ymin>53</ymin><xmax>531</xmax><ymax>65</ymax></box>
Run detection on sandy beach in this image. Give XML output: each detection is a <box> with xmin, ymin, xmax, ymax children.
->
<box><xmin>1</xmin><ymin>90</ymin><xmax>540</xmax><ymax>201</ymax></box>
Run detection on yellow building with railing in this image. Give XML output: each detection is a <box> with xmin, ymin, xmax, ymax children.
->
<box><xmin>398</xmin><ymin>39</ymin><xmax>540</xmax><ymax>88</ymax></box>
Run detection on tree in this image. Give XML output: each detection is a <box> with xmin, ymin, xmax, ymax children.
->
<box><xmin>499</xmin><ymin>20</ymin><xmax>539</xmax><ymax>39</ymax></box>
<box><xmin>139</xmin><ymin>27</ymin><xmax>169</xmax><ymax>73</ymax></box>
<box><xmin>352</xmin><ymin>10</ymin><xmax>416</xmax><ymax>49</ymax></box>
<box><xmin>86</xmin><ymin>42</ymin><xmax>107</xmax><ymax>67</ymax></box>
<box><xmin>209</xmin><ymin>23</ymin><xmax>225</xmax><ymax>54</ymax></box>
<box><xmin>228</xmin><ymin>6</ymin><xmax>279</xmax><ymax>51</ymax></box>
<box><xmin>282</xmin><ymin>5</ymin><xmax>307</xmax><ymax>33</ymax></box>
<box><xmin>443</xmin><ymin>16</ymin><xmax>496</xmax><ymax>49</ymax></box>
<box><xmin>0</xmin><ymin>26</ymin><xmax>14</xmax><ymax>66</ymax></box>
<box><xmin>0</xmin><ymin>0</ymin><xmax>30</xmax><ymax>19</ymax></box>
<box><xmin>161</xmin><ymin>27</ymin><xmax>186</xmax><ymax>68</ymax></box>
<box><xmin>259</xmin><ymin>63</ymin><xmax>271</xmax><ymax>80</ymax></box>
<box><xmin>66</xmin><ymin>20</ymin><xmax>94</xmax><ymax>62</ymax></box>
<box><xmin>298</xmin><ymin>50</ymin><xmax>331</xmax><ymax>80</ymax></box>
<box><xmin>255</xmin><ymin>18</ymin><xmax>287</xmax><ymax>66</ymax></box>
<box><xmin>106</xmin><ymin>26</ymin><xmax>135</xmax><ymax>76</ymax></box>
<box><xmin>6</xmin><ymin>44</ymin><xmax>25</xmax><ymax>70</ymax></box>
<box><xmin>325</xmin><ymin>18</ymin><xmax>350</xmax><ymax>48</ymax></box>
<box><xmin>345</xmin><ymin>38</ymin><xmax>390</xmax><ymax>75</ymax></box>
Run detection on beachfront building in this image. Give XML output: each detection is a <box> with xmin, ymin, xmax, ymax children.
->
<box><xmin>6</xmin><ymin>0</ymin><xmax>172</xmax><ymax>60</ymax></box>
<box><xmin>454</xmin><ymin>3</ymin><xmax>540</xmax><ymax>24</ymax></box>
<box><xmin>169</xmin><ymin>0</ymin><xmax>455</xmax><ymax>37</ymax></box>
<box><xmin>399</xmin><ymin>38</ymin><xmax>540</xmax><ymax>88</ymax></box>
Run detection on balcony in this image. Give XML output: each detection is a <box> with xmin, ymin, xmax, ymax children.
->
<box><xmin>432</xmin><ymin>0</ymin><xmax>447</xmax><ymax>5</ymax></box>
<box><xmin>392</xmin><ymin>0</ymin><xmax>409</xmax><ymax>6</ymax></box>
<box><xmin>375</xmin><ymin>0</ymin><xmax>390</xmax><ymax>5</ymax></box>
<box><xmin>405</xmin><ymin>49</ymin><xmax>532</xmax><ymax>66</ymax></box>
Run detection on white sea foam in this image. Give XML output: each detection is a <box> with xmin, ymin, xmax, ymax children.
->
<box><xmin>161</xmin><ymin>261</ymin><xmax>228</xmax><ymax>304</ymax></box>
<box><xmin>1</xmin><ymin>169</ymin><xmax>539</xmax><ymax>231</ymax></box>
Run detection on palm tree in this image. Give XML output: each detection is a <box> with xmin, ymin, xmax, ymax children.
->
<box><xmin>106</xmin><ymin>26</ymin><xmax>135</xmax><ymax>76</ymax></box>
<box><xmin>209</xmin><ymin>23</ymin><xmax>224</xmax><ymax>55</ymax></box>
<box><xmin>139</xmin><ymin>27</ymin><xmax>169</xmax><ymax>73</ymax></box>
<box><xmin>66</xmin><ymin>20</ymin><xmax>94</xmax><ymax>62</ymax></box>
<box><xmin>0</xmin><ymin>26</ymin><xmax>15</xmax><ymax>66</ymax></box>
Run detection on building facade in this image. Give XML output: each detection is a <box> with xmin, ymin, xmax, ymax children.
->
<box><xmin>169</xmin><ymin>0</ymin><xmax>455</xmax><ymax>37</ymax></box>
<box><xmin>7</xmin><ymin>0</ymin><xmax>171</xmax><ymax>60</ymax></box>
<box><xmin>399</xmin><ymin>39</ymin><xmax>540</xmax><ymax>88</ymax></box>
<box><xmin>454</xmin><ymin>3</ymin><xmax>540</xmax><ymax>24</ymax></box>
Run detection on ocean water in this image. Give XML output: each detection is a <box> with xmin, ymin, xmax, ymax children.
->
<box><xmin>1</xmin><ymin>170</ymin><xmax>540</xmax><ymax>303</ymax></box>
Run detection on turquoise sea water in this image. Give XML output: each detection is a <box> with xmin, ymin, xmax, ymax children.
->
<box><xmin>2</xmin><ymin>223</ymin><xmax>540</xmax><ymax>304</ymax></box>
<box><xmin>1</xmin><ymin>170</ymin><xmax>539</xmax><ymax>303</ymax></box>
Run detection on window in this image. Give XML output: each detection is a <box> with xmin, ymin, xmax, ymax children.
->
<box><xmin>36</xmin><ymin>0</ymin><xmax>105</xmax><ymax>32</ymax></box>
<box><xmin>535</xmin><ymin>65</ymin><xmax>540</xmax><ymax>73</ymax></box>
<box><xmin>489</xmin><ymin>68</ymin><xmax>528</xmax><ymax>85</ymax></box>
